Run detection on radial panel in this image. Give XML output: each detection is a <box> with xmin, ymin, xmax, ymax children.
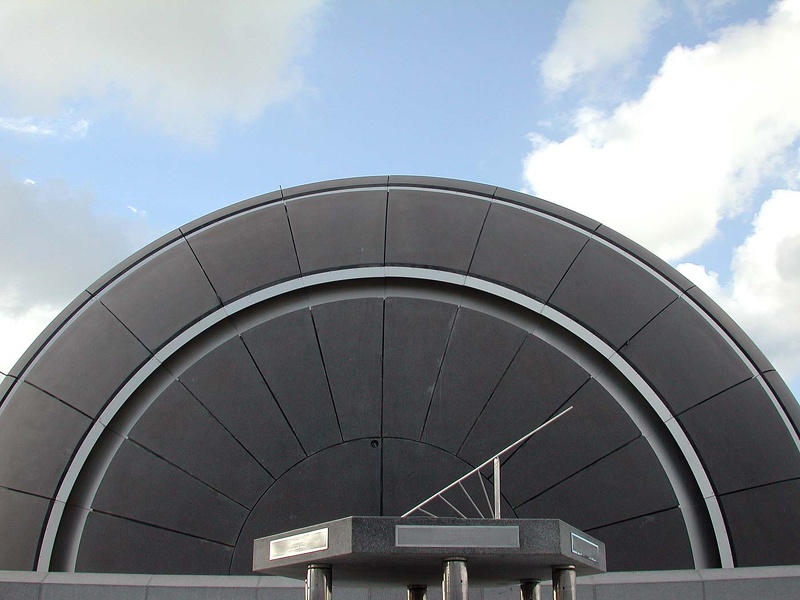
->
<box><xmin>23</xmin><ymin>299</ymin><xmax>150</xmax><ymax>417</ymax></box>
<box><xmin>187</xmin><ymin>203</ymin><xmax>299</xmax><ymax>303</ymax></box>
<box><xmin>179</xmin><ymin>336</ymin><xmax>305</xmax><ymax>478</ymax></box>
<box><xmin>386</xmin><ymin>188</ymin><xmax>488</xmax><ymax>272</ymax></box>
<box><xmin>98</xmin><ymin>239</ymin><xmax>221</xmax><ymax>352</ymax></box>
<box><xmin>421</xmin><ymin>307</ymin><xmax>527</xmax><ymax>453</ymax></box>
<box><xmin>128</xmin><ymin>380</ymin><xmax>272</xmax><ymax>508</ymax></box>
<box><xmin>470</xmin><ymin>203</ymin><xmax>587</xmax><ymax>302</ymax></box>
<box><xmin>382</xmin><ymin>297</ymin><xmax>457</xmax><ymax>439</ymax></box>
<box><xmin>312</xmin><ymin>298</ymin><xmax>383</xmax><ymax>440</ymax></box>
<box><xmin>242</xmin><ymin>308</ymin><xmax>342</xmax><ymax>454</ymax></box>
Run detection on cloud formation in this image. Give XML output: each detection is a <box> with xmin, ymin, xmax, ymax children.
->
<box><xmin>0</xmin><ymin>0</ymin><xmax>325</xmax><ymax>143</ymax></box>
<box><xmin>678</xmin><ymin>189</ymin><xmax>800</xmax><ymax>383</ymax></box>
<box><xmin>540</xmin><ymin>0</ymin><xmax>667</xmax><ymax>92</ymax></box>
<box><xmin>0</xmin><ymin>172</ymin><xmax>155</xmax><ymax>372</ymax></box>
<box><xmin>525</xmin><ymin>0</ymin><xmax>800</xmax><ymax>262</ymax></box>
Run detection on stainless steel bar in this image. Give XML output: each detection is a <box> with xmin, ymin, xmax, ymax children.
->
<box><xmin>519</xmin><ymin>579</ymin><xmax>541</xmax><ymax>600</ymax></box>
<box><xmin>306</xmin><ymin>564</ymin><xmax>332</xmax><ymax>600</ymax></box>
<box><xmin>408</xmin><ymin>585</ymin><xmax>428</xmax><ymax>600</ymax></box>
<box><xmin>402</xmin><ymin>407</ymin><xmax>572</xmax><ymax>517</ymax></box>
<box><xmin>458</xmin><ymin>481</ymin><xmax>486</xmax><ymax>518</ymax></box>
<box><xmin>439</xmin><ymin>493</ymin><xmax>468</xmax><ymax>518</ymax></box>
<box><xmin>493</xmin><ymin>456</ymin><xmax>501</xmax><ymax>519</ymax></box>
<box><xmin>552</xmin><ymin>565</ymin><xmax>576</xmax><ymax>600</ymax></box>
<box><xmin>442</xmin><ymin>557</ymin><xmax>468</xmax><ymax>600</ymax></box>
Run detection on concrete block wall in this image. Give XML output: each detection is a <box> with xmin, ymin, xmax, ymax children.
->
<box><xmin>2</xmin><ymin>566</ymin><xmax>800</xmax><ymax>600</ymax></box>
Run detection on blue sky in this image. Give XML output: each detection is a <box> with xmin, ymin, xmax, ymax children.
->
<box><xmin>1</xmin><ymin>0</ymin><xmax>799</xmax><ymax>399</ymax></box>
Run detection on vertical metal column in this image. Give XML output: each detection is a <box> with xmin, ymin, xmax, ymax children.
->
<box><xmin>493</xmin><ymin>457</ymin><xmax>501</xmax><ymax>518</ymax></box>
<box><xmin>552</xmin><ymin>565</ymin><xmax>576</xmax><ymax>600</ymax></box>
<box><xmin>519</xmin><ymin>579</ymin><xmax>541</xmax><ymax>600</ymax></box>
<box><xmin>408</xmin><ymin>584</ymin><xmax>428</xmax><ymax>600</ymax></box>
<box><xmin>306</xmin><ymin>564</ymin><xmax>332</xmax><ymax>600</ymax></box>
<box><xmin>442</xmin><ymin>557</ymin><xmax>468</xmax><ymax>600</ymax></box>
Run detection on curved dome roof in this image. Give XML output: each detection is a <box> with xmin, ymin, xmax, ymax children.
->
<box><xmin>1</xmin><ymin>176</ymin><xmax>799</xmax><ymax>574</ymax></box>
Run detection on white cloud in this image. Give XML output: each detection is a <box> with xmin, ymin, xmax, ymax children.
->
<box><xmin>0</xmin><ymin>171</ymin><xmax>156</xmax><ymax>372</ymax></box>
<box><xmin>0</xmin><ymin>114</ymin><xmax>89</xmax><ymax>139</ymax></box>
<box><xmin>541</xmin><ymin>0</ymin><xmax>667</xmax><ymax>92</ymax></box>
<box><xmin>524</xmin><ymin>0</ymin><xmax>800</xmax><ymax>262</ymax></box>
<box><xmin>677</xmin><ymin>189</ymin><xmax>800</xmax><ymax>383</ymax></box>
<box><xmin>0</xmin><ymin>0</ymin><xmax>326</xmax><ymax>144</ymax></box>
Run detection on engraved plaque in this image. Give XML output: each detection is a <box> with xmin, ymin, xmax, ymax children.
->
<box><xmin>396</xmin><ymin>525</ymin><xmax>519</xmax><ymax>548</ymax></box>
<box><xmin>270</xmin><ymin>527</ymin><xmax>329</xmax><ymax>560</ymax></box>
<box><xmin>570</xmin><ymin>532</ymin><xmax>599</xmax><ymax>562</ymax></box>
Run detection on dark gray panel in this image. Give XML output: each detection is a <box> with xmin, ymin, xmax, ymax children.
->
<box><xmin>459</xmin><ymin>335</ymin><xmax>590</xmax><ymax>466</ymax></box>
<box><xmin>382</xmin><ymin>438</ymin><xmax>507</xmax><ymax>519</ymax></box>
<box><xmin>422</xmin><ymin>308</ymin><xmax>527</xmax><ymax>453</ymax></box>
<box><xmin>0</xmin><ymin>487</ymin><xmax>50</xmax><ymax>570</ymax></box>
<box><xmin>493</xmin><ymin>187</ymin><xmax>601</xmax><ymax>231</ymax></box>
<box><xmin>76</xmin><ymin>512</ymin><xmax>232</xmax><ymax>574</ymax></box>
<box><xmin>4</xmin><ymin>291</ymin><xmax>92</xmax><ymax>379</ymax></box>
<box><xmin>230</xmin><ymin>440</ymin><xmax>381</xmax><ymax>574</ymax></box>
<box><xmin>383</xmin><ymin>297</ymin><xmax>457</xmax><ymax>439</ymax></box>
<box><xmin>516</xmin><ymin>437</ymin><xmax>676</xmax><ymax>529</ymax></box>
<box><xmin>621</xmin><ymin>298</ymin><xmax>753</xmax><ymax>414</ymax></box>
<box><xmin>99</xmin><ymin>239</ymin><xmax>221</xmax><ymax>351</ymax></box>
<box><xmin>684</xmin><ymin>285</ymin><xmax>774</xmax><ymax>373</ymax></box>
<box><xmin>499</xmin><ymin>378</ymin><xmax>640</xmax><ymax>507</ymax></box>
<box><xmin>720</xmin><ymin>479</ymin><xmax>800</xmax><ymax>567</ymax></box>
<box><xmin>287</xmin><ymin>190</ymin><xmax>386</xmax><ymax>274</ymax></box>
<box><xmin>188</xmin><ymin>204</ymin><xmax>299</xmax><ymax>303</ymax></box>
<box><xmin>312</xmin><ymin>299</ymin><xmax>383</xmax><ymax>440</ymax></box>
<box><xmin>388</xmin><ymin>175</ymin><xmax>496</xmax><ymax>198</ymax></box>
<box><xmin>762</xmin><ymin>370</ymin><xmax>800</xmax><ymax>435</ymax></box>
<box><xmin>180</xmin><ymin>190</ymin><xmax>283</xmax><ymax>234</ymax></box>
<box><xmin>92</xmin><ymin>440</ymin><xmax>248</xmax><ymax>545</ymax></box>
<box><xmin>470</xmin><ymin>203</ymin><xmax>588</xmax><ymax>302</ymax></box>
<box><xmin>594</xmin><ymin>225</ymin><xmax>695</xmax><ymax>292</ymax></box>
<box><xmin>87</xmin><ymin>229</ymin><xmax>184</xmax><ymax>295</ymax></box>
<box><xmin>0</xmin><ymin>382</ymin><xmax>90</xmax><ymax>497</ymax></box>
<box><xmin>129</xmin><ymin>380</ymin><xmax>272</xmax><ymax>508</ymax></box>
<box><xmin>242</xmin><ymin>309</ymin><xmax>341</xmax><ymax>454</ymax></box>
<box><xmin>588</xmin><ymin>508</ymin><xmax>694</xmax><ymax>571</ymax></box>
<box><xmin>679</xmin><ymin>378</ymin><xmax>800</xmax><ymax>495</ymax></box>
<box><xmin>385</xmin><ymin>188</ymin><xmax>489</xmax><ymax>272</ymax></box>
<box><xmin>24</xmin><ymin>300</ymin><xmax>150</xmax><ymax>416</ymax></box>
<box><xmin>283</xmin><ymin>176</ymin><xmax>389</xmax><ymax>200</ymax></box>
<box><xmin>548</xmin><ymin>240</ymin><xmax>678</xmax><ymax>348</ymax></box>
<box><xmin>180</xmin><ymin>337</ymin><xmax>305</xmax><ymax>477</ymax></box>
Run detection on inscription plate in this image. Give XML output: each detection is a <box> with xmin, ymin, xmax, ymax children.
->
<box><xmin>270</xmin><ymin>527</ymin><xmax>329</xmax><ymax>560</ymax></box>
<box><xmin>396</xmin><ymin>525</ymin><xmax>519</xmax><ymax>548</ymax></box>
<box><xmin>570</xmin><ymin>532</ymin><xmax>599</xmax><ymax>562</ymax></box>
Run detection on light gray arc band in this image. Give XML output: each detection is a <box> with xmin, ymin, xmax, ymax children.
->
<box><xmin>36</xmin><ymin>265</ymin><xmax>732</xmax><ymax>571</ymax></box>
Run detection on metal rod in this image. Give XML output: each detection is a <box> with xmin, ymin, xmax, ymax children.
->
<box><xmin>552</xmin><ymin>565</ymin><xmax>576</xmax><ymax>600</ymax></box>
<box><xmin>442</xmin><ymin>558</ymin><xmax>468</xmax><ymax>600</ymax></box>
<box><xmin>458</xmin><ymin>481</ymin><xmax>486</xmax><ymax>518</ymax></box>
<box><xmin>479</xmin><ymin>472</ymin><xmax>495</xmax><ymax>518</ymax></box>
<box><xmin>306</xmin><ymin>564</ymin><xmax>332</xmax><ymax>600</ymax></box>
<box><xmin>439</xmin><ymin>493</ymin><xmax>468</xmax><ymax>519</ymax></box>
<box><xmin>408</xmin><ymin>585</ymin><xmax>428</xmax><ymax>600</ymax></box>
<box><xmin>519</xmin><ymin>579</ymin><xmax>541</xmax><ymax>600</ymax></box>
<box><xmin>493</xmin><ymin>456</ymin><xmax>501</xmax><ymax>519</ymax></box>
<box><xmin>402</xmin><ymin>406</ymin><xmax>573</xmax><ymax>517</ymax></box>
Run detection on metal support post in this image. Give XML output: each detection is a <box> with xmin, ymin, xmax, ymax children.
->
<box><xmin>519</xmin><ymin>579</ymin><xmax>541</xmax><ymax>600</ymax></box>
<box><xmin>552</xmin><ymin>565</ymin><xmax>576</xmax><ymax>600</ymax></box>
<box><xmin>306</xmin><ymin>564</ymin><xmax>332</xmax><ymax>600</ymax></box>
<box><xmin>408</xmin><ymin>584</ymin><xmax>428</xmax><ymax>600</ymax></box>
<box><xmin>442</xmin><ymin>557</ymin><xmax>468</xmax><ymax>600</ymax></box>
<box><xmin>493</xmin><ymin>457</ymin><xmax>501</xmax><ymax>518</ymax></box>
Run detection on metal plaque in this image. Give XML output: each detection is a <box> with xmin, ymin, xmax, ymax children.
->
<box><xmin>570</xmin><ymin>532</ymin><xmax>599</xmax><ymax>562</ymax></box>
<box><xmin>269</xmin><ymin>527</ymin><xmax>329</xmax><ymax>560</ymax></box>
<box><xmin>395</xmin><ymin>525</ymin><xmax>519</xmax><ymax>548</ymax></box>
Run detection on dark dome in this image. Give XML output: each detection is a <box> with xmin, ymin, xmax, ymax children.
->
<box><xmin>1</xmin><ymin>176</ymin><xmax>799</xmax><ymax>574</ymax></box>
